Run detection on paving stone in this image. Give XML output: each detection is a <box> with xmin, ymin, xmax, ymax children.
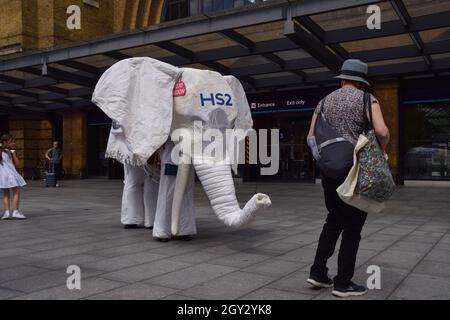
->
<box><xmin>81</xmin><ymin>252</ymin><xmax>167</xmax><ymax>272</ymax></box>
<box><xmin>267</xmin><ymin>270</ymin><xmax>324</xmax><ymax>296</ymax></box>
<box><xmin>391</xmin><ymin>273</ymin><xmax>450</xmax><ymax>300</ymax></box>
<box><xmin>0</xmin><ymin>256</ymin><xmax>38</xmax><ymax>269</ymax></box>
<box><xmin>28</xmin><ymin>254</ymin><xmax>105</xmax><ymax>270</ymax></box>
<box><xmin>389</xmin><ymin>241</ymin><xmax>435</xmax><ymax>254</ymax></box>
<box><xmin>208</xmin><ymin>251</ymin><xmax>272</xmax><ymax>268</ymax></box>
<box><xmin>0</xmin><ymin>265</ymin><xmax>49</xmax><ymax>283</ymax></box>
<box><xmin>146</xmin><ymin>263</ymin><xmax>237</xmax><ymax>289</ymax></box>
<box><xmin>242</xmin><ymin>259</ymin><xmax>303</xmax><ymax>278</ymax></box>
<box><xmin>240</xmin><ymin>288</ymin><xmax>313</xmax><ymax>300</ymax></box>
<box><xmin>162</xmin><ymin>294</ymin><xmax>198</xmax><ymax>300</ymax></box>
<box><xmin>4</xmin><ymin>179</ymin><xmax>450</xmax><ymax>300</ymax></box>
<box><xmin>0</xmin><ymin>287</ymin><xmax>22</xmax><ymax>299</ymax></box>
<box><xmin>0</xmin><ymin>248</ymin><xmax>35</xmax><ymax>258</ymax></box>
<box><xmin>167</xmin><ymin>251</ymin><xmax>225</xmax><ymax>264</ymax></box>
<box><xmin>424</xmin><ymin>249</ymin><xmax>450</xmax><ymax>264</ymax></box>
<box><xmin>369</xmin><ymin>250</ymin><xmax>424</xmax><ymax>270</ymax></box>
<box><xmin>180</xmin><ymin>271</ymin><xmax>275</xmax><ymax>300</ymax></box>
<box><xmin>1</xmin><ymin>268</ymin><xmax>104</xmax><ymax>293</ymax></box>
<box><xmin>100</xmin><ymin>260</ymin><xmax>192</xmax><ymax>283</ymax></box>
<box><xmin>278</xmin><ymin>247</ymin><xmax>317</xmax><ymax>263</ymax></box>
<box><xmin>87</xmin><ymin>283</ymin><xmax>176</xmax><ymax>300</ymax></box>
<box><xmin>89</xmin><ymin>241</ymin><xmax>166</xmax><ymax>257</ymax></box>
<box><xmin>13</xmin><ymin>278</ymin><xmax>125</xmax><ymax>300</ymax></box>
<box><xmin>414</xmin><ymin>260</ymin><xmax>450</xmax><ymax>278</ymax></box>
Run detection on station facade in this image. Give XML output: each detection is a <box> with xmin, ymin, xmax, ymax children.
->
<box><xmin>1</xmin><ymin>0</ymin><xmax>449</xmax><ymax>184</ymax></box>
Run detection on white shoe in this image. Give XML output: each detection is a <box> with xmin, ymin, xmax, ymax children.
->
<box><xmin>12</xmin><ymin>211</ymin><xmax>27</xmax><ymax>220</ymax></box>
<box><xmin>1</xmin><ymin>211</ymin><xmax>11</xmax><ymax>220</ymax></box>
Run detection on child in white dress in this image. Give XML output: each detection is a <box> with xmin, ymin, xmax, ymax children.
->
<box><xmin>0</xmin><ymin>134</ymin><xmax>27</xmax><ymax>220</ymax></box>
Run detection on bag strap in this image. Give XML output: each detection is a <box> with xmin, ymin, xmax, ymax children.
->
<box><xmin>318</xmin><ymin>137</ymin><xmax>347</xmax><ymax>150</ymax></box>
<box><xmin>363</xmin><ymin>92</ymin><xmax>384</xmax><ymax>148</ymax></box>
<box><xmin>318</xmin><ymin>98</ymin><xmax>326</xmax><ymax>115</ymax></box>
<box><xmin>363</xmin><ymin>92</ymin><xmax>373</xmax><ymax>132</ymax></box>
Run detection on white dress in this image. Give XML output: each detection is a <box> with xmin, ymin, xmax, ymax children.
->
<box><xmin>0</xmin><ymin>152</ymin><xmax>27</xmax><ymax>189</ymax></box>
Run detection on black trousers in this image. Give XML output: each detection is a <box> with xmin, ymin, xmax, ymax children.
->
<box><xmin>310</xmin><ymin>175</ymin><xmax>368</xmax><ymax>288</ymax></box>
<box><xmin>54</xmin><ymin>163</ymin><xmax>61</xmax><ymax>181</ymax></box>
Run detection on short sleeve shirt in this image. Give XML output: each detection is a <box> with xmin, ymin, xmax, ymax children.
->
<box><xmin>47</xmin><ymin>148</ymin><xmax>62</xmax><ymax>164</ymax></box>
<box><xmin>314</xmin><ymin>87</ymin><xmax>378</xmax><ymax>145</ymax></box>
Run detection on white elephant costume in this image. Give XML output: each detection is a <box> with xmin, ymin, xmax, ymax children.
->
<box><xmin>153</xmin><ymin>141</ymin><xmax>196</xmax><ymax>239</ymax></box>
<box><xmin>106</xmin><ymin>122</ymin><xmax>159</xmax><ymax>227</ymax></box>
<box><xmin>92</xmin><ymin>57</ymin><xmax>271</xmax><ymax>236</ymax></box>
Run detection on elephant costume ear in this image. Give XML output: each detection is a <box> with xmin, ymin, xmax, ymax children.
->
<box><xmin>92</xmin><ymin>58</ymin><xmax>182</xmax><ymax>166</ymax></box>
<box><xmin>224</xmin><ymin>76</ymin><xmax>254</xmax><ymax>131</ymax></box>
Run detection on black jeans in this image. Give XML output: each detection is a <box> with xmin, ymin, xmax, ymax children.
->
<box><xmin>54</xmin><ymin>163</ymin><xmax>61</xmax><ymax>181</ymax></box>
<box><xmin>310</xmin><ymin>175</ymin><xmax>368</xmax><ymax>288</ymax></box>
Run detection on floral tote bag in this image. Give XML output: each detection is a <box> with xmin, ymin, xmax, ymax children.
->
<box><xmin>356</xmin><ymin>95</ymin><xmax>396</xmax><ymax>202</ymax></box>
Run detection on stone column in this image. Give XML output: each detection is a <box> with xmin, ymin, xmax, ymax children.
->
<box><xmin>373</xmin><ymin>79</ymin><xmax>400</xmax><ymax>183</ymax></box>
<box><xmin>63</xmin><ymin>110</ymin><xmax>87</xmax><ymax>178</ymax></box>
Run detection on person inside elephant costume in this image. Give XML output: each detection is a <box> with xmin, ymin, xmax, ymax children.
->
<box><xmin>105</xmin><ymin>120</ymin><xmax>159</xmax><ymax>229</ymax></box>
<box><xmin>92</xmin><ymin>57</ymin><xmax>271</xmax><ymax>237</ymax></box>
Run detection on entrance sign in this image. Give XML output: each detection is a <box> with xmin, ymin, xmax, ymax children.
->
<box><xmin>247</xmin><ymin>91</ymin><xmax>323</xmax><ymax>114</ymax></box>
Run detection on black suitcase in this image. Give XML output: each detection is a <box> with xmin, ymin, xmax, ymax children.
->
<box><xmin>46</xmin><ymin>161</ymin><xmax>57</xmax><ymax>188</ymax></box>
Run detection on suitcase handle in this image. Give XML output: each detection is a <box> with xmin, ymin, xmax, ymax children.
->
<box><xmin>48</xmin><ymin>160</ymin><xmax>55</xmax><ymax>174</ymax></box>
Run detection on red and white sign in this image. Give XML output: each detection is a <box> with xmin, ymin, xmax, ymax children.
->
<box><xmin>173</xmin><ymin>82</ymin><xmax>187</xmax><ymax>97</ymax></box>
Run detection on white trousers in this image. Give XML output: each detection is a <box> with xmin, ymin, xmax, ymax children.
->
<box><xmin>153</xmin><ymin>166</ymin><xmax>197</xmax><ymax>238</ymax></box>
<box><xmin>121</xmin><ymin>164</ymin><xmax>158</xmax><ymax>227</ymax></box>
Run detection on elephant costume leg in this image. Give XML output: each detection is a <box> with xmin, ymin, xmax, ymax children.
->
<box><xmin>121</xmin><ymin>164</ymin><xmax>146</xmax><ymax>226</ymax></box>
<box><xmin>153</xmin><ymin>146</ymin><xmax>196</xmax><ymax>239</ymax></box>
<box><xmin>143</xmin><ymin>177</ymin><xmax>158</xmax><ymax>228</ymax></box>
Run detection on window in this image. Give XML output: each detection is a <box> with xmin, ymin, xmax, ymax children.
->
<box><xmin>165</xmin><ymin>0</ymin><xmax>190</xmax><ymax>21</ymax></box>
<box><xmin>404</xmin><ymin>102</ymin><xmax>450</xmax><ymax>180</ymax></box>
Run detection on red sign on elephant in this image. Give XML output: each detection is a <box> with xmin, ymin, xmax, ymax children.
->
<box><xmin>173</xmin><ymin>82</ymin><xmax>187</xmax><ymax>97</ymax></box>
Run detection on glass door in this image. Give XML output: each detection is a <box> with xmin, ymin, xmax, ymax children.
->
<box><xmin>403</xmin><ymin>102</ymin><xmax>450</xmax><ymax>180</ymax></box>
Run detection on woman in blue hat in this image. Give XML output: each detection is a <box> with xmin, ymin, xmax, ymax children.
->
<box><xmin>306</xmin><ymin>59</ymin><xmax>390</xmax><ymax>298</ymax></box>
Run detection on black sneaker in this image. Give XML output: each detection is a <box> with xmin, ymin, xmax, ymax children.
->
<box><xmin>332</xmin><ymin>282</ymin><xmax>367</xmax><ymax>298</ymax></box>
<box><xmin>155</xmin><ymin>237</ymin><xmax>171</xmax><ymax>243</ymax></box>
<box><xmin>174</xmin><ymin>235</ymin><xmax>195</xmax><ymax>241</ymax></box>
<box><xmin>124</xmin><ymin>224</ymin><xmax>139</xmax><ymax>229</ymax></box>
<box><xmin>307</xmin><ymin>275</ymin><xmax>333</xmax><ymax>288</ymax></box>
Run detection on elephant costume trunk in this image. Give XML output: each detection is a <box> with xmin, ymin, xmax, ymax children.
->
<box><xmin>191</xmin><ymin>159</ymin><xmax>271</xmax><ymax>228</ymax></box>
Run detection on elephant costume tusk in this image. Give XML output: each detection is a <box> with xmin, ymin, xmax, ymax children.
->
<box><xmin>193</xmin><ymin>157</ymin><xmax>271</xmax><ymax>228</ymax></box>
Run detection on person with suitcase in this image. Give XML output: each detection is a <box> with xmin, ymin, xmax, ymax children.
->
<box><xmin>46</xmin><ymin>141</ymin><xmax>62</xmax><ymax>187</ymax></box>
<box><xmin>0</xmin><ymin>134</ymin><xmax>27</xmax><ymax>220</ymax></box>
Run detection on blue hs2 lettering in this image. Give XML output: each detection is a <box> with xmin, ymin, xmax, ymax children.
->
<box><xmin>200</xmin><ymin>93</ymin><xmax>233</xmax><ymax>107</ymax></box>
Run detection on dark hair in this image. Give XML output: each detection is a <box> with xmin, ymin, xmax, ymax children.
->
<box><xmin>0</xmin><ymin>134</ymin><xmax>14</xmax><ymax>165</ymax></box>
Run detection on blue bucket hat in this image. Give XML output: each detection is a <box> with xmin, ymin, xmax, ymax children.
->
<box><xmin>335</xmin><ymin>59</ymin><xmax>371</xmax><ymax>86</ymax></box>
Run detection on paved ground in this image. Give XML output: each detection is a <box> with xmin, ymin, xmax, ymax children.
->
<box><xmin>0</xmin><ymin>179</ymin><xmax>449</xmax><ymax>300</ymax></box>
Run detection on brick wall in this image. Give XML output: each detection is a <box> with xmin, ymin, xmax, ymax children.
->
<box><xmin>0</xmin><ymin>0</ymin><xmax>165</xmax><ymax>53</ymax></box>
<box><xmin>8</xmin><ymin>118</ymin><xmax>53</xmax><ymax>178</ymax></box>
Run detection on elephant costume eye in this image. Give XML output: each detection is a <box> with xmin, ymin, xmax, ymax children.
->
<box><xmin>111</xmin><ymin>121</ymin><xmax>123</xmax><ymax>133</ymax></box>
